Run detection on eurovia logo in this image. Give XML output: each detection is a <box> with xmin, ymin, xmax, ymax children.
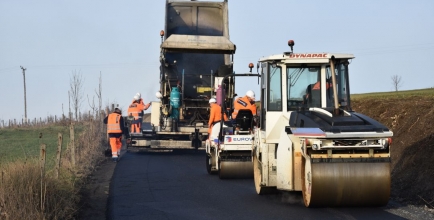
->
<box><xmin>233</xmin><ymin>137</ymin><xmax>252</xmax><ymax>141</ymax></box>
<box><xmin>225</xmin><ymin>136</ymin><xmax>232</xmax><ymax>142</ymax></box>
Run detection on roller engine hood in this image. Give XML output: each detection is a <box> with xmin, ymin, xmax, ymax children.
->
<box><xmin>289</xmin><ymin>109</ymin><xmax>391</xmax><ymax>133</ymax></box>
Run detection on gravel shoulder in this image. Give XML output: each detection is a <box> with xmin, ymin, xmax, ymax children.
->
<box><xmin>78</xmin><ymin>157</ymin><xmax>117</xmax><ymax>220</ymax></box>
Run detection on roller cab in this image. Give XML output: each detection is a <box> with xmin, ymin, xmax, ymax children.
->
<box><xmin>252</xmin><ymin>41</ymin><xmax>393</xmax><ymax>207</ymax></box>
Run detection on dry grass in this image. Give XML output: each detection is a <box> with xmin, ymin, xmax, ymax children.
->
<box><xmin>0</xmin><ymin>119</ymin><xmax>106</xmax><ymax>220</ymax></box>
<box><xmin>0</xmin><ymin>160</ymin><xmax>78</xmax><ymax>219</ymax></box>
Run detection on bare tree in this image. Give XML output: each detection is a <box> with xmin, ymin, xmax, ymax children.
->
<box><xmin>96</xmin><ymin>73</ymin><xmax>105</xmax><ymax>134</ymax></box>
<box><xmin>69</xmin><ymin>70</ymin><xmax>84</xmax><ymax>121</ymax></box>
<box><xmin>391</xmin><ymin>75</ymin><xmax>402</xmax><ymax>92</ymax></box>
<box><xmin>87</xmin><ymin>95</ymin><xmax>97</xmax><ymax>117</ymax></box>
<box><xmin>87</xmin><ymin>72</ymin><xmax>103</xmax><ymax>118</ymax></box>
<box><xmin>68</xmin><ymin>90</ymin><xmax>72</xmax><ymax>122</ymax></box>
<box><xmin>96</xmin><ymin>72</ymin><xmax>102</xmax><ymax>121</ymax></box>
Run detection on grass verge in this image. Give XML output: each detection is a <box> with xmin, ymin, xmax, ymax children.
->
<box><xmin>0</xmin><ymin>120</ymin><xmax>106</xmax><ymax>219</ymax></box>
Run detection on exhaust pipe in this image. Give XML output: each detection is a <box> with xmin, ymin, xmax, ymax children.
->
<box><xmin>329</xmin><ymin>57</ymin><xmax>339</xmax><ymax>116</ymax></box>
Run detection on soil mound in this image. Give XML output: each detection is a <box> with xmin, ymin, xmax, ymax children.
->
<box><xmin>352</xmin><ymin>96</ymin><xmax>434</xmax><ymax>206</ymax></box>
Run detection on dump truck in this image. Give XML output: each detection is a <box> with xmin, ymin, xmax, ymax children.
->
<box><xmin>126</xmin><ymin>0</ymin><xmax>237</xmax><ymax>150</ymax></box>
<box><xmin>252</xmin><ymin>40</ymin><xmax>393</xmax><ymax>207</ymax></box>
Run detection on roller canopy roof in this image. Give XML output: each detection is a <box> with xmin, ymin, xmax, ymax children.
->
<box><xmin>161</xmin><ymin>34</ymin><xmax>235</xmax><ymax>54</ymax></box>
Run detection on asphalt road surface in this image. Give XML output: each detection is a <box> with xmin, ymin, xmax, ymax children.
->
<box><xmin>107</xmin><ymin>150</ymin><xmax>411</xmax><ymax>220</ymax></box>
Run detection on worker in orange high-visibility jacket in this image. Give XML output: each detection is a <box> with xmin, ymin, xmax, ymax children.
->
<box><xmin>208</xmin><ymin>98</ymin><xmax>229</xmax><ymax>140</ymax></box>
<box><xmin>305</xmin><ymin>80</ymin><xmax>332</xmax><ymax>100</ymax></box>
<box><xmin>232</xmin><ymin>90</ymin><xmax>257</xmax><ymax>120</ymax></box>
<box><xmin>131</xmin><ymin>92</ymin><xmax>152</xmax><ymax>108</ymax></box>
<box><xmin>311</xmin><ymin>80</ymin><xmax>332</xmax><ymax>90</ymax></box>
<box><xmin>103</xmin><ymin>108</ymin><xmax>125</xmax><ymax>162</ymax></box>
<box><xmin>128</xmin><ymin>94</ymin><xmax>151</xmax><ymax>134</ymax></box>
<box><xmin>132</xmin><ymin>92</ymin><xmax>144</xmax><ymax>105</ymax></box>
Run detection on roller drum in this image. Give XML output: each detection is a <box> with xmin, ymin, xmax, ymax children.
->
<box><xmin>303</xmin><ymin>160</ymin><xmax>391</xmax><ymax>207</ymax></box>
<box><xmin>219</xmin><ymin>161</ymin><xmax>253</xmax><ymax>179</ymax></box>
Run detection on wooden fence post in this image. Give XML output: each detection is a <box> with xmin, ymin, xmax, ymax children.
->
<box><xmin>106</xmin><ymin>108</ymin><xmax>109</xmax><ymax>147</ymax></box>
<box><xmin>70</xmin><ymin>123</ymin><xmax>75</xmax><ymax>167</ymax></box>
<box><xmin>55</xmin><ymin>133</ymin><xmax>63</xmax><ymax>179</ymax></box>
<box><xmin>40</xmin><ymin>143</ymin><xmax>46</xmax><ymax>213</ymax></box>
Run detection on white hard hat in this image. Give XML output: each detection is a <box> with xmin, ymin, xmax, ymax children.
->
<box><xmin>133</xmin><ymin>95</ymin><xmax>140</xmax><ymax>101</ymax></box>
<box><xmin>136</xmin><ymin>93</ymin><xmax>141</xmax><ymax>99</ymax></box>
<box><xmin>209</xmin><ymin>98</ymin><xmax>217</xmax><ymax>103</ymax></box>
<box><xmin>246</xmin><ymin>90</ymin><xmax>255</xmax><ymax>100</ymax></box>
<box><xmin>156</xmin><ymin>91</ymin><xmax>163</xmax><ymax>99</ymax></box>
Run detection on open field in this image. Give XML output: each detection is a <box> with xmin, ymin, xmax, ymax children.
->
<box><xmin>0</xmin><ymin>125</ymin><xmax>83</xmax><ymax>167</ymax></box>
<box><xmin>351</xmin><ymin>88</ymin><xmax>434</xmax><ymax>100</ymax></box>
<box><xmin>0</xmin><ymin>121</ymin><xmax>104</xmax><ymax>219</ymax></box>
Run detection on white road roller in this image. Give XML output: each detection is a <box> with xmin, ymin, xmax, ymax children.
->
<box><xmin>252</xmin><ymin>40</ymin><xmax>393</xmax><ymax>207</ymax></box>
<box><xmin>206</xmin><ymin>66</ymin><xmax>260</xmax><ymax>179</ymax></box>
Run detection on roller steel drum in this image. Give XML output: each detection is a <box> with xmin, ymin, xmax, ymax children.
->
<box><xmin>219</xmin><ymin>161</ymin><xmax>253</xmax><ymax>179</ymax></box>
<box><xmin>302</xmin><ymin>158</ymin><xmax>391</xmax><ymax>207</ymax></box>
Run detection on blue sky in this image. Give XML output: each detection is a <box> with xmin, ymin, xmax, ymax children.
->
<box><xmin>1</xmin><ymin>0</ymin><xmax>433</xmax><ymax>122</ymax></box>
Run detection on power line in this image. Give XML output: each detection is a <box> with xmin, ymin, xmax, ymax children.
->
<box><xmin>0</xmin><ymin>62</ymin><xmax>160</xmax><ymax>73</ymax></box>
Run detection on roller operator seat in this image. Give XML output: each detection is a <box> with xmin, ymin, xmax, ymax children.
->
<box><xmin>234</xmin><ymin>109</ymin><xmax>253</xmax><ymax>134</ymax></box>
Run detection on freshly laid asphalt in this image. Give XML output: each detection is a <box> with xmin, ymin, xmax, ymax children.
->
<box><xmin>107</xmin><ymin>150</ymin><xmax>407</xmax><ymax>220</ymax></box>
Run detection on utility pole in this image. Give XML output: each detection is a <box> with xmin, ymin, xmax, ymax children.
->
<box><xmin>20</xmin><ymin>66</ymin><xmax>27</xmax><ymax>125</ymax></box>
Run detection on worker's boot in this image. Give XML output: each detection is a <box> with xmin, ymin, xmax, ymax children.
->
<box><xmin>112</xmin><ymin>156</ymin><xmax>118</xmax><ymax>162</ymax></box>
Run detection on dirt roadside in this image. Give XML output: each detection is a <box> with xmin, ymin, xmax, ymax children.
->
<box><xmin>77</xmin><ymin>114</ymin><xmax>152</xmax><ymax>219</ymax></box>
<box><xmin>352</xmin><ymin>96</ymin><xmax>434</xmax><ymax>207</ymax></box>
<box><xmin>77</xmin><ymin>157</ymin><xmax>116</xmax><ymax>220</ymax></box>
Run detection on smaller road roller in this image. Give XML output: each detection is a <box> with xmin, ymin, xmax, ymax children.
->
<box><xmin>206</xmin><ymin>67</ymin><xmax>260</xmax><ymax>179</ymax></box>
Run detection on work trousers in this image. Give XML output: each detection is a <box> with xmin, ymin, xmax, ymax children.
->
<box><xmin>109</xmin><ymin>133</ymin><xmax>122</xmax><ymax>158</ymax></box>
<box><xmin>130</xmin><ymin>119</ymin><xmax>142</xmax><ymax>133</ymax></box>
